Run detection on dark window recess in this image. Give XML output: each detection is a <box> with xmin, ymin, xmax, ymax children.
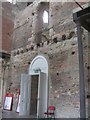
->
<box><xmin>27</xmin><ymin>2</ymin><xmax>32</xmax><ymax>6</ymax></box>
<box><xmin>53</xmin><ymin>37</ymin><xmax>57</xmax><ymax>43</ymax></box>
<box><xmin>31</xmin><ymin>46</ymin><xmax>34</xmax><ymax>50</ymax></box>
<box><xmin>28</xmin><ymin>62</ymin><xmax>30</xmax><ymax>65</ymax></box>
<box><xmin>57</xmin><ymin>72</ymin><xmax>59</xmax><ymax>76</ymax></box>
<box><xmin>88</xmin><ymin>78</ymin><xmax>90</xmax><ymax>82</ymax></box>
<box><xmin>72</xmin><ymin>51</ymin><xmax>75</xmax><ymax>55</ymax></box>
<box><xmin>17</xmin><ymin>50</ymin><xmax>19</xmax><ymax>55</ymax></box>
<box><xmin>7</xmin><ymin>33</ymin><xmax>10</xmax><ymax>36</ymax></box>
<box><xmin>87</xmin><ymin>66</ymin><xmax>90</xmax><ymax>70</ymax></box>
<box><xmin>37</xmin><ymin>43</ymin><xmax>40</xmax><ymax>48</ymax></box>
<box><xmin>62</xmin><ymin>34</ymin><xmax>66</xmax><ymax>40</ymax></box>
<box><xmin>87</xmin><ymin>95</ymin><xmax>90</xmax><ymax>99</ymax></box>
<box><xmin>32</xmin><ymin>13</ymin><xmax>34</xmax><ymax>16</ymax></box>
<box><xmin>9</xmin><ymin>88</ymin><xmax>10</xmax><ymax>90</ymax></box>
<box><xmin>47</xmin><ymin>41</ymin><xmax>49</xmax><ymax>45</ymax></box>
<box><xmin>26</xmin><ymin>48</ymin><xmax>28</xmax><ymax>52</ymax></box>
<box><xmin>68</xmin><ymin>31</ymin><xmax>75</xmax><ymax>39</ymax></box>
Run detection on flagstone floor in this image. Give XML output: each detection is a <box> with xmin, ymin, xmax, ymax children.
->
<box><xmin>2</xmin><ymin>109</ymin><xmax>37</xmax><ymax>118</ymax></box>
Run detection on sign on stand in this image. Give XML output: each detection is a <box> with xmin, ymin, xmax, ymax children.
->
<box><xmin>4</xmin><ymin>93</ymin><xmax>13</xmax><ymax>111</ymax></box>
<box><xmin>16</xmin><ymin>93</ymin><xmax>20</xmax><ymax>113</ymax></box>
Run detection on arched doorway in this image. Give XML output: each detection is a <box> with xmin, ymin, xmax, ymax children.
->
<box><xmin>19</xmin><ymin>55</ymin><xmax>48</xmax><ymax>118</ymax></box>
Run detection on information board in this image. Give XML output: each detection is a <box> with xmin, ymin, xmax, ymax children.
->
<box><xmin>4</xmin><ymin>93</ymin><xmax>13</xmax><ymax>111</ymax></box>
<box><xmin>16</xmin><ymin>94</ymin><xmax>20</xmax><ymax>113</ymax></box>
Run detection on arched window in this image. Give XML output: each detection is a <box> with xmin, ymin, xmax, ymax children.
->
<box><xmin>43</xmin><ymin>10</ymin><xmax>49</xmax><ymax>24</ymax></box>
<box><xmin>6</xmin><ymin>0</ymin><xmax>16</xmax><ymax>4</ymax></box>
<box><xmin>6</xmin><ymin>0</ymin><xmax>12</xmax><ymax>3</ymax></box>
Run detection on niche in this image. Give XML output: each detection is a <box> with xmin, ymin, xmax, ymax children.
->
<box><xmin>71</xmin><ymin>51</ymin><xmax>75</xmax><ymax>55</ymax></box>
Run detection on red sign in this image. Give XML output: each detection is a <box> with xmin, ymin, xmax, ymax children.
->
<box><xmin>3</xmin><ymin>93</ymin><xmax>13</xmax><ymax>111</ymax></box>
<box><xmin>16</xmin><ymin>90</ymin><xmax>20</xmax><ymax>113</ymax></box>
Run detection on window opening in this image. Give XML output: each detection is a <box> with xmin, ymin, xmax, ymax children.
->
<box><xmin>43</xmin><ymin>10</ymin><xmax>49</xmax><ymax>23</ymax></box>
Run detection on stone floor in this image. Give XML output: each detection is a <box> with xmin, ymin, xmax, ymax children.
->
<box><xmin>2</xmin><ymin>110</ymin><xmax>21</xmax><ymax>118</ymax></box>
<box><xmin>0</xmin><ymin>109</ymin><xmax>2</xmax><ymax>120</ymax></box>
<box><xmin>2</xmin><ymin>109</ymin><xmax>37</xmax><ymax>118</ymax></box>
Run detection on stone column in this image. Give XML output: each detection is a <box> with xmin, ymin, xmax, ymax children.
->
<box><xmin>77</xmin><ymin>21</ymin><xmax>86</xmax><ymax>119</ymax></box>
<box><xmin>88</xmin><ymin>32</ymin><xmax>90</xmax><ymax>118</ymax></box>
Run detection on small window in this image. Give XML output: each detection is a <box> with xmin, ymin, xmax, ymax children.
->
<box><xmin>6</xmin><ymin>0</ymin><xmax>12</xmax><ymax>3</ymax></box>
<box><xmin>6</xmin><ymin>0</ymin><xmax>16</xmax><ymax>4</ymax></box>
<box><xmin>43</xmin><ymin>10</ymin><xmax>49</xmax><ymax>23</ymax></box>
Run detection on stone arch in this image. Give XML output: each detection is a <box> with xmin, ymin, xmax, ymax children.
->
<box><xmin>29</xmin><ymin>55</ymin><xmax>48</xmax><ymax>74</ymax></box>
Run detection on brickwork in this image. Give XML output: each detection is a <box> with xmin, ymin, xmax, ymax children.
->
<box><xmin>0</xmin><ymin>2</ymin><xmax>14</xmax><ymax>107</ymax></box>
<box><xmin>10</xmin><ymin>32</ymin><xmax>89</xmax><ymax>117</ymax></box>
<box><xmin>2</xmin><ymin>2</ymin><xmax>14</xmax><ymax>53</ymax></box>
<box><xmin>10</xmin><ymin>36</ymin><xmax>81</xmax><ymax>117</ymax></box>
<box><xmin>0</xmin><ymin>1</ymin><xmax>2</xmax><ymax>51</ymax></box>
<box><xmin>1</xmin><ymin>1</ymin><xmax>89</xmax><ymax>118</ymax></box>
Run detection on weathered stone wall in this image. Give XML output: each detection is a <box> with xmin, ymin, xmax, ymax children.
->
<box><xmin>2</xmin><ymin>2</ymin><xmax>14</xmax><ymax>53</ymax></box>
<box><xmin>13</xmin><ymin>4</ymin><xmax>33</xmax><ymax>49</ymax></box>
<box><xmin>0</xmin><ymin>59</ymin><xmax>2</xmax><ymax>104</ymax></box>
<box><xmin>4</xmin><ymin>1</ymin><xmax>89</xmax><ymax>118</ymax></box>
<box><xmin>9</xmin><ymin>29</ymin><xmax>89</xmax><ymax>117</ymax></box>
<box><xmin>0</xmin><ymin>2</ymin><xmax>14</xmax><ymax>106</ymax></box>
<box><xmin>13</xmin><ymin>2</ymin><xmax>49</xmax><ymax>49</ymax></box>
<box><xmin>10</xmin><ymin>35</ymin><xmax>80</xmax><ymax>117</ymax></box>
<box><xmin>0</xmin><ymin>1</ymin><xmax>2</xmax><ymax>52</ymax></box>
<box><xmin>0</xmin><ymin>58</ymin><xmax>11</xmax><ymax>105</ymax></box>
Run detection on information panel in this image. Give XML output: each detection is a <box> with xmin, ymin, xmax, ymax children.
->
<box><xmin>16</xmin><ymin>94</ymin><xmax>20</xmax><ymax>113</ymax></box>
<box><xmin>4</xmin><ymin>93</ymin><xmax>13</xmax><ymax>111</ymax></box>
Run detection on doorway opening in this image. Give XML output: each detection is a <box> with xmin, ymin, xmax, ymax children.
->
<box><xmin>30</xmin><ymin>75</ymin><xmax>39</xmax><ymax>116</ymax></box>
<box><xmin>29</xmin><ymin>72</ymin><xmax>47</xmax><ymax>117</ymax></box>
<box><xmin>20</xmin><ymin>55</ymin><xmax>48</xmax><ymax>118</ymax></box>
<box><xmin>29</xmin><ymin>55</ymin><xmax>48</xmax><ymax>118</ymax></box>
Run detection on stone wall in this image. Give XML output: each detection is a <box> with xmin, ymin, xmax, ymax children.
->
<box><xmin>13</xmin><ymin>1</ymin><xmax>49</xmax><ymax>49</ymax></box>
<box><xmin>2</xmin><ymin>2</ymin><xmax>14</xmax><ymax>53</ymax></box>
<box><xmin>0</xmin><ymin>1</ymin><xmax>2</xmax><ymax>52</ymax></box>
<box><xmin>0</xmin><ymin>2</ymin><xmax>14</xmax><ymax>106</ymax></box>
<box><xmin>0</xmin><ymin>59</ymin><xmax>2</xmax><ymax>104</ymax></box>
<box><xmin>3</xmin><ymin>1</ymin><xmax>89</xmax><ymax>118</ymax></box>
<box><xmin>0</xmin><ymin>58</ymin><xmax>10</xmax><ymax>105</ymax></box>
<box><xmin>10</xmin><ymin>29</ymin><xmax>89</xmax><ymax>118</ymax></box>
